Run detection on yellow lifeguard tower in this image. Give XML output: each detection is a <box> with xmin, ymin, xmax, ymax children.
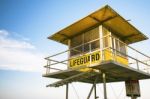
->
<box><xmin>43</xmin><ymin>5</ymin><xmax>150</xmax><ymax>99</ymax></box>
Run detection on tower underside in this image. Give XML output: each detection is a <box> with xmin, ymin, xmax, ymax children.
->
<box><xmin>43</xmin><ymin>60</ymin><xmax>150</xmax><ymax>87</ymax></box>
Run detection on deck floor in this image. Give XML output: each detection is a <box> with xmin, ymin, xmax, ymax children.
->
<box><xmin>43</xmin><ymin>60</ymin><xmax>150</xmax><ymax>84</ymax></box>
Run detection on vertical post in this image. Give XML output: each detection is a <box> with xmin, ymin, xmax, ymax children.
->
<box><xmin>136</xmin><ymin>60</ymin><xmax>139</xmax><ymax>70</ymax></box>
<box><xmin>87</xmin><ymin>84</ymin><xmax>95</xmax><ymax>99</ymax></box>
<box><xmin>68</xmin><ymin>39</ymin><xmax>71</xmax><ymax>69</ymax></box>
<box><xmin>109</xmin><ymin>31</ymin><xmax>113</xmax><ymax>60</ymax></box>
<box><xmin>102</xmin><ymin>73</ymin><xmax>107</xmax><ymax>99</ymax></box>
<box><xmin>94</xmin><ymin>83</ymin><xmax>97</xmax><ymax>99</ymax></box>
<box><xmin>89</xmin><ymin>43</ymin><xmax>92</xmax><ymax>66</ymax></box>
<box><xmin>99</xmin><ymin>25</ymin><xmax>103</xmax><ymax>61</ymax></box>
<box><xmin>66</xmin><ymin>84</ymin><xmax>69</xmax><ymax>99</ymax></box>
<box><xmin>46</xmin><ymin>60</ymin><xmax>50</xmax><ymax>74</ymax></box>
<box><xmin>113</xmin><ymin>37</ymin><xmax>116</xmax><ymax>61</ymax></box>
<box><xmin>87</xmin><ymin>76</ymin><xmax>98</xmax><ymax>99</ymax></box>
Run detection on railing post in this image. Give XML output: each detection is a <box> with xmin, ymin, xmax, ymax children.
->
<box><xmin>89</xmin><ymin>43</ymin><xmax>92</xmax><ymax>66</ymax></box>
<box><xmin>99</xmin><ymin>25</ymin><xmax>103</xmax><ymax>62</ymax></box>
<box><xmin>136</xmin><ymin>60</ymin><xmax>139</xmax><ymax>70</ymax></box>
<box><xmin>112</xmin><ymin>36</ymin><xmax>117</xmax><ymax>62</ymax></box>
<box><xmin>46</xmin><ymin>60</ymin><xmax>51</xmax><ymax>74</ymax></box>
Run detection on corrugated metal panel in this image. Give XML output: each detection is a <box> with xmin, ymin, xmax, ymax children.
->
<box><xmin>48</xmin><ymin>5</ymin><xmax>148</xmax><ymax>45</ymax></box>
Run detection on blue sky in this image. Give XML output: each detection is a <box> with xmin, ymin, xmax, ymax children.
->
<box><xmin>0</xmin><ymin>0</ymin><xmax>150</xmax><ymax>99</ymax></box>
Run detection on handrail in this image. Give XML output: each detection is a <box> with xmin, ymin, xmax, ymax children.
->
<box><xmin>110</xmin><ymin>36</ymin><xmax>150</xmax><ymax>59</ymax></box>
<box><xmin>46</xmin><ymin>58</ymin><xmax>67</xmax><ymax>65</ymax></box>
<box><xmin>109</xmin><ymin>47</ymin><xmax>150</xmax><ymax>67</ymax></box>
<box><xmin>45</xmin><ymin>35</ymin><xmax>150</xmax><ymax>60</ymax></box>
<box><xmin>44</xmin><ymin>34</ymin><xmax>150</xmax><ymax>74</ymax></box>
<box><xmin>45</xmin><ymin>38</ymin><xmax>100</xmax><ymax>59</ymax></box>
<box><xmin>128</xmin><ymin>45</ymin><xmax>150</xmax><ymax>59</ymax></box>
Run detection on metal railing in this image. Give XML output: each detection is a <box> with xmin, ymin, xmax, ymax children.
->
<box><xmin>44</xmin><ymin>35</ymin><xmax>150</xmax><ymax>74</ymax></box>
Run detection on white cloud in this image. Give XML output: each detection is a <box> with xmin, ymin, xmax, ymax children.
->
<box><xmin>0</xmin><ymin>29</ymin><xmax>9</xmax><ymax>37</ymax></box>
<box><xmin>0</xmin><ymin>30</ymin><xmax>45</xmax><ymax>72</ymax></box>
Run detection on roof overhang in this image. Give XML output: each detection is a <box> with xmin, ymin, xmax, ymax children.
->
<box><xmin>48</xmin><ymin>5</ymin><xmax>148</xmax><ymax>45</ymax></box>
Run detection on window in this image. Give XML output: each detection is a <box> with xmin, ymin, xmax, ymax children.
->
<box><xmin>103</xmin><ymin>37</ymin><xmax>109</xmax><ymax>48</ymax></box>
<box><xmin>91</xmin><ymin>40</ymin><xmax>100</xmax><ymax>51</ymax></box>
<box><xmin>70</xmin><ymin>27</ymin><xmax>100</xmax><ymax>57</ymax></box>
<box><xmin>119</xmin><ymin>41</ymin><xmax>126</xmax><ymax>56</ymax></box>
<box><xmin>70</xmin><ymin>34</ymin><xmax>83</xmax><ymax>56</ymax></box>
<box><xmin>114</xmin><ymin>38</ymin><xmax>126</xmax><ymax>57</ymax></box>
<box><xmin>102</xmin><ymin>27</ymin><xmax>109</xmax><ymax>36</ymax></box>
<box><xmin>115</xmin><ymin>39</ymin><xmax>119</xmax><ymax>52</ymax></box>
<box><xmin>102</xmin><ymin>27</ymin><xmax>110</xmax><ymax>48</ymax></box>
<box><xmin>84</xmin><ymin>27</ymin><xmax>99</xmax><ymax>52</ymax></box>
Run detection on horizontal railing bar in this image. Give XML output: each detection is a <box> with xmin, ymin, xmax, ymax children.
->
<box><xmin>46</xmin><ymin>59</ymin><xmax>67</xmax><ymax>65</ymax></box>
<box><xmin>111</xmin><ymin>35</ymin><xmax>150</xmax><ymax>59</ymax></box>
<box><xmin>47</xmin><ymin>59</ymin><xmax>68</xmax><ymax>66</ymax></box>
<box><xmin>109</xmin><ymin>47</ymin><xmax>150</xmax><ymax>67</ymax></box>
<box><xmin>128</xmin><ymin>45</ymin><xmax>150</xmax><ymax>59</ymax></box>
<box><xmin>45</xmin><ymin>38</ymin><xmax>101</xmax><ymax>59</ymax></box>
<box><xmin>46</xmin><ymin>47</ymin><xmax>150</xmax><ymax>69</ymax></box>
<box><xmin>44</xmin><ymin>34</ymin><xmax>150</xmax><ymax>74</ymax></box>
<box><xmin>46</xmin><ymin>35</ymin><xmax>150</xmax><ymax>61</ymax></box>
<box><xmin>45</xmin><ymin>50</ymin><xmax>68</xmax><ymax>59</ymax></box>
<box><xmin>48</xmin><ymin>67</ymin><xmax>63</xmax><ymax>71</ymax></box>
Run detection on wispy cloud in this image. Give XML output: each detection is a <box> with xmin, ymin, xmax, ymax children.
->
<box><xmin>0</xmin><ymin>30</ymin><xmax>45</xmax><ymax>72</ymax></box>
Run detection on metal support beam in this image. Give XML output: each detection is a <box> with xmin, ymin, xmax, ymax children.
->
<box><xmin>87</xmin><ymin>84</ymin><xmax>95</xmax><ymax>99</ymax></box>
<box><xmin>94</xmin><ymin>83</ymin><xmax>97</xmax><ymax>99</ymax></box>
<box><xmin>87</xmin><ymin>76</ymin><xmax>98</xmax><ymax>99</ymax></box>
<box><xmin>87</xmin><ymin>83</ymin><xmax>97</xmax><ymax>99</ymax></box>
<box><xmin>102</xmin><ymin>73</ymin><xmax>107</xmax><ymax>99</ymax></box>
<box><xmin>66</xmin><ymin>84</ymin><xmax>69</xmax><ymax>99</ymax></box>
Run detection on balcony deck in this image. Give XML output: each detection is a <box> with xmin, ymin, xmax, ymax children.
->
<box><xmin>43</xmin><ymin>35</ymin><xmax>150</xmax><ymax>87</ymax></box>
<box><xmin>43</xmin><ymin>60</ymin><xmax>150</xmax><ymax>85</ymax></box>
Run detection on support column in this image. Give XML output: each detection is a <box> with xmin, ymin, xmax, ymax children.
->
<box><xmin>87</xmin><ymin>76</ymin><xmax>98</xmax><ymax>99</ymax></box>
<box><xmin>94</xmin><ymin>83</ymin><xmax>97</xmax><ymax>99</ymax></box>
<box><xmin>87</xmin><ymin>84</ymin><xmax>94</xmax><ymax>99</ymax></box>
<box><xmin>102</xmin><ymin>73</ymin><xmax>107</xmax><ymax>99</ymax></box>
<box><xmin>66</xmin><ymin>84</ymin><xmax>69</xmax><ymax>99</ymax></box>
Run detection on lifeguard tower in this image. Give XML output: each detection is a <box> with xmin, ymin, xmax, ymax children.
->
<box><xmin>43</xmin><ymin>5</ymin><xmax>150</xmax><ymax>99</ymax></box>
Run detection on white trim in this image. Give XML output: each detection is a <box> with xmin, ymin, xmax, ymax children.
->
<box><xmin>99</xmin><ymin>25</ymin><xmax>103</xmax><ymax>61</ymax></box>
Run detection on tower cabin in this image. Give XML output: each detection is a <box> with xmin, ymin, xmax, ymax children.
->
<box><xmin>43</xmin><ymin>5</ymin><xmax>150</xmax><ymax>99</ymax></box>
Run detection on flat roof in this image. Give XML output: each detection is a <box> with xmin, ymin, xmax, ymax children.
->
<box><xmin>48</xmin><ymin>5</ymin><xmax>148</xmax><ymax>45</ymax></box>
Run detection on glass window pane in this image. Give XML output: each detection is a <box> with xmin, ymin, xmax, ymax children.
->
<box><xmin>70</xmin><ymin>34</ymin><xmax>83</xmax><ymax>56</ymax></box>
<box><xmin>103</xmin><ymin>36</ymin><xmax>109</xmax><ymax>48</ymax></box>
<box><xmin>115</xmin><ymin>39</ymin><xmax>120</xmax><ymax>55</ymax></box>
<box><xmin>91</xmin><ymin>40</ymin><xmax>100</xmax><ymax>51</ymax></box>
<box><xmin>120</xmin><ymin>42</ymin><xmax>126</xmax><ymax>56</ymax></box>
<box><xmin>102</xmin><ymin>27</ymin><xmax>109</xmax><ymax>36</ymax></box>
<box><xmin>70</xmin><ymin>26</ymin><xmax>100</xmax><ymax>57</ymax></box>
<box><xmin>71</xmin><ymin>34</ymin><xmax>83</xmax><ymax>47</ymax></box>
<box><xmin>84</xmin><ymin>43</ymin><xmax>90</xmax><ymax>53</ymax></box>
<box><xmin>84</xmin><ymin>27</ymin><xmax>99</xmax><ymax>43</ymax></box>
<box><xmin>70</xmin><ymin>46</ymin><xmax>83</xmax><ymax>56</ymax></box>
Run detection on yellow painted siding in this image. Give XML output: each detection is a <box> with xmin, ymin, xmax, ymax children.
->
<box><xmin>69</xmin><ymin>51</ymin><xmax>101</xmax><ymax>72</ymax></box>
<box><xmin>103</xmin><ymin>49</ymin><xmax>128</xmax><ymax>65</ymax></box>
<box><xmin>103</xmin><ymin>49</ymin><xmax>113</xmax><ymax>61</ymax></box>
<box><xmin>69</xmin><ymin>49</ymin><xmax>128</xmax><ymax>72</ymax></box>
<box><xmin>116</xmin><ymin>55</ymin><xmax>128</xmax><ymax>65</ymax></box>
